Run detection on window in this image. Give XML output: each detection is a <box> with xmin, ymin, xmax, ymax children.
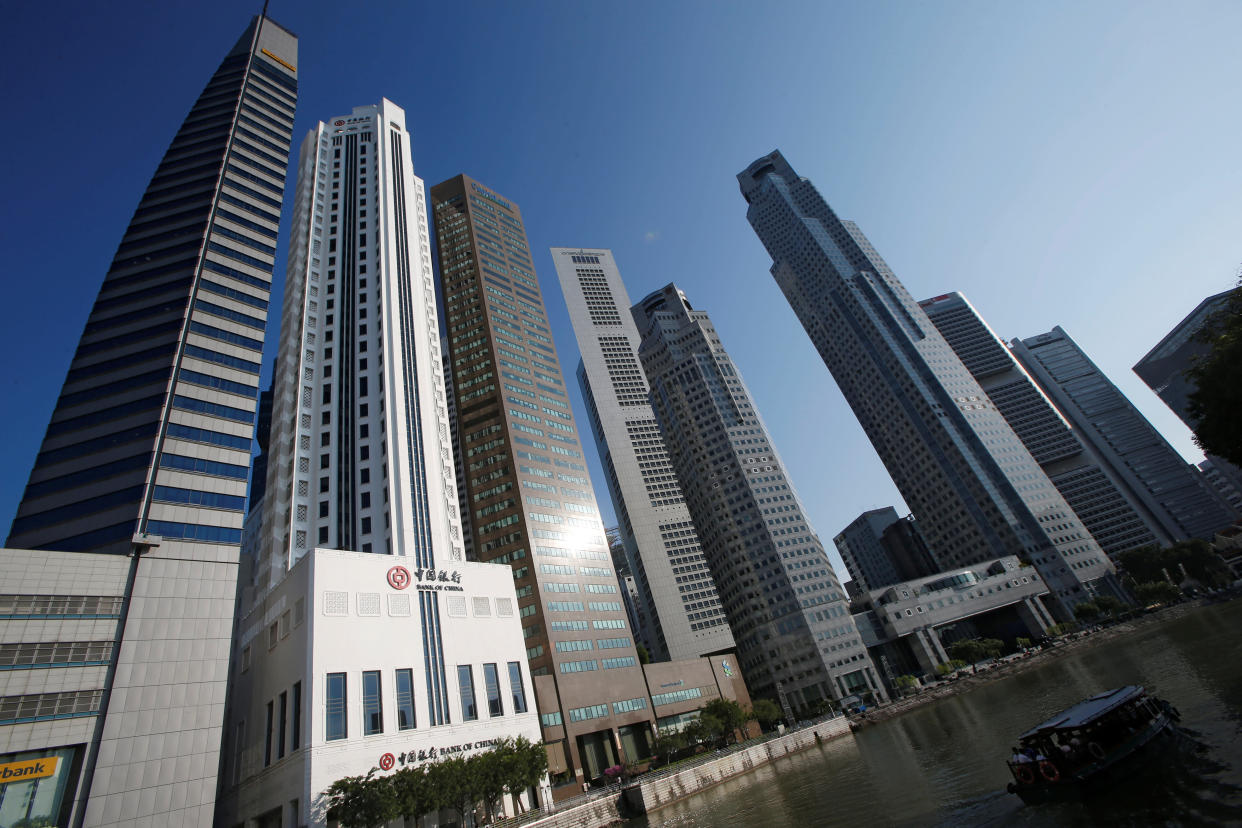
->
<box><xmin>395</xmin><ymin>668</ymin><xmax>416</xmax><ymax>730</ymax></box>
<box><xmin>264</xmin><ymin>700</ymin><xmax>274</xmax><ymax>766</ymax></box>
<box><xmin>326</xmin><ymin>673</ymin><xmax>347</xmax><ymax>741</ymax></box>
<box><xmin>362</xmin><ymin>670</ymin><xmax>383</xmax><ymax>735</ymax></box>
<box><xmin>458</xmin><ymin>665</ymin><xmax>478</xmax><ymax>721</ymax></box>
<box><xmin>292</xmin><ymin>681</ymin><xmax>302</xmax><ymax>750</ymax></box>
<box><xmin>508</xmin><ymin>661</ymin><xmax>527</xmax><ymax>713</ymax></box>
<box><xmin>277</xmin><ymin>691</ymin><xmax>287</xmax><ymax>759</ymax></box>
<box><xmin>483</xmin><ymin>663</ymin><xmax>503</xmax><ymax>717</ymax></box>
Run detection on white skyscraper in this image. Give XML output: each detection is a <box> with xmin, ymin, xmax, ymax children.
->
<box><xmin>551</xmin><ymin>248</ymin><xmax>734</xmax><ymax>662</ymax></box>
<box><xmin>738</xmin><ymin>151</ymin><xmax>1117</xmax><ymax>619</ymax></box>
<box><xmin>259</xmin><ymin>99</ymin><xmax>464</xmax><ymax>585</ymax></box>
<box><xmin>220</xmin><ymin>101</ymin><xmax>540</xmax><ymax>827</ymax></box>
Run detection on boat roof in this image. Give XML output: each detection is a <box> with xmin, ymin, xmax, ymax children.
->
<box><xmin>1020</xmin><ymin>686</ymin><xmax>1146</xmax><ymax>739</ymax></box>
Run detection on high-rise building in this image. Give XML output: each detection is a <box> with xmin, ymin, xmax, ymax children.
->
<box><xmin>1134</xmin><ymin>288</ymin><xmax>1242</xmax><ymax>508</ymax></box>
<box><xmin>1012</xmin><ymin>327</ymin><xmax>1238</xmax><ymax>540</ymax></box>
<box><xmin>551</xmin><ymin>247</ymin><xmax>734</xmax><ymax>662</ymax></box>
<box><xmin>833</xmin><ymin>507</ymin><xmax>938</xmax><ymax>592</ymax></box>
<box><xmin>0</xmin><ymin>16</ymin><xmax>297</xmax><ymax>828</ymax></box>
<box><xmin>218</xmin><ymin>102</ymin><xmax>541</xmax><ymax>827</ymax></box>
<box><xmin>431</xmin><ymin>176</ymin><xmax>658</xmax><ymax>794</ymax></box>
<box><xmin>633</xmin><ymin>284</ymin><xmax>887</xmax><ymax>709</ymax></box>
<box><xmin>737</xmin><ymin>151</ymin><xmax>1115</xmax><ymax>619</ymax></box>
<box><xmin>920</xmin><ymin>292</ymin><xmax>1167</xmax><ymax>559</ymax></box>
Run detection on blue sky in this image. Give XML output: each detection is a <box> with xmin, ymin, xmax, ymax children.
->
<box><xmin>2</xmin><ymin>1</ymin><xmax>1239</xmax><ymax>576</ymax></box>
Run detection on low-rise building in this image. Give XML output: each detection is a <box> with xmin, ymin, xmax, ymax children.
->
<box><xmin>217</xmin><ymin>549</ymin><xmax>542</xmax><ymax>828</ymax></box>
<box><xmin>851</xmin><ymin>557</ymin><xmax>1055</xmax><ymax>681</ymax></box>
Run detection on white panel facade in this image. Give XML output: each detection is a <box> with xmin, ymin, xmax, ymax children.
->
<box><xmin>551</xmin><ymin>248</ymin><xmax>734</xmax><ymax>662</ymax></box>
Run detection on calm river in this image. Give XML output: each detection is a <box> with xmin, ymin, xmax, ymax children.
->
<box><xmin>632</xmin><ymin>599</ymin><xmax>1242</xmax><ymax>827</ymax></box>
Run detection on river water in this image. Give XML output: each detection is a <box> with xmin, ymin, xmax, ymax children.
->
<box><xmin>632</xmin><ymin>599</ymin><xmax>1242</xmax><ymax>827</ymax></box>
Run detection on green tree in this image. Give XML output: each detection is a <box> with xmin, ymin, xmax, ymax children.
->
<box><xmin>703</xmin><ymin>698</ymin><xmax>747</xmax><ymax>743</ymax></box>
<box><xmin>652</xmin><ymin>731</ymin><xmax>685</xmax><ymax>764</ymax></box>
<box><xmin>948</xmin><ymin>638</ymin><xmax>987</xmax><ymax>664</ymax></box>
<box><xmin>749</xmin><ymin>698</ymin><xmax>783</xmax><ymax>730</ymax></box>
<box><xmin>1135</xmin><ymin>581</ymin><xmax>1182</xmax><ymax>605</ymax></box>
<box><xmin>1075</xmin><ymin>601</ymin><xmax>1101</xmax><ymax>621</ymax></box>
<box><xmin>427</xmin><ymin>755</ymin><xmax>481</xmax><ymax>828</ymax></box>
<box><xmin>1120</xmin><ymin>540</ymin><xmax>1232</xmax><ymax>590</ymax></box>
<box><xmin>390</xmin><ymin>766</ymin><xmax>434</xmax><ymax>826</ymax></box>
<box><xmin>1094</xmin><ymin>595</ymin><xmax>1125</xmax><ymax>617</ymax></box>
<box><xmin>1016</xmin><ymin>637</ymin><xmax>1032</xmax><ymax>650</ymax></box>
<box><xmin>324</xmin><ymin>771</ymin><xmax>398</xmax><ymax>828</ymax></box>
<box><xmin>1186</xmin><ymin>279</ymin><xmax>1242</xmax><ymax>467</ymax></box>
<box><xmin>635</xmin><ymin>643</ymin><xmax>651</xmax><ymax>664</ymax></box>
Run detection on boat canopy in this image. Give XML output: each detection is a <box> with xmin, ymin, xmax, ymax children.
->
<box><xmin>1019</xmin><ymin>686</ymin><xmax>1147</xmax><ymax>740</ymax></box>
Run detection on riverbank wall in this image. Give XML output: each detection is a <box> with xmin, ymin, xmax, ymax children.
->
<box><xmin>623</xmin><ymin>716</ymin><xmax>851</xmax><ymax>816</ymax></box>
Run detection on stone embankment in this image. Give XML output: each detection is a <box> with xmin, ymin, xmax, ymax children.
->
<box><xmin>515</xmin><ymin>717</ymin><xmax>852</xmax><ymax>828</ymax></box>
<box><xmin>623</xmin><ymin>715</ymin><xmax>850</xmax><ymax>815</ymax></box>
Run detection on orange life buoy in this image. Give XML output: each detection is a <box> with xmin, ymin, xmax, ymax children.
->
<box><xmin>1014</xmin><ymin>764</ymin><xmax>1036</xmax><ymax>785</ymax></box>
<box><xmin>1039</xmin><ymin>761</ymin><xmax>1061</xmax><ymax>782</ymax></box>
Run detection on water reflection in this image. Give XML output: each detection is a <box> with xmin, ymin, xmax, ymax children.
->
<box><xmin>634</xmin><ymin>600</ymin><xmax>1242</xmax><ymax>827</ymax></box>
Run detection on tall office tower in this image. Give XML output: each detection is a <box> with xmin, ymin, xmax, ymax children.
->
<box><xmin>552</xmin><ymin>248</ymin><xmax>734</xmax><ymax>662</ymax></box>
<box><xmin>738</xmin><ymin>151</ymin><xmax>1115</xmax><ymax>619</ymax></box>
<box><xmin>833</xmin><ymin>507</ymin><xmax>938</xmax><ymax>592</ymax></box>
<box><xmin>432</xmin><ymin>177</ymin><xmax>655</xmax><ymax>792</ymax></box>
<box><xmin>220</xmin><ymin>102</ymin><xmax>543</xmax><ymax>827</ymax></box>
<box><xmin>920</xmin><ymin>292</ymin><xmax>1167</xmax><ymax>559</ymax></box>
<box><xmin>0</xmin><ymin>16</ymin><xmax>296</xmax><ymax>828</ymax></box>
<box><xmin>1012</xmin><ymin>327</ymin><xmax>1238</xmax><ymax>540</ymax></box>
<box><xmin>1134</xmin><ymin>288</ymin><xmax>1242</xmax><ymax>503</ymax></box>
<box><xmin>633</xmin><ymin>284</ymin><xmax>886</xmax><ymax>708</ymax></box>
<box><xmin>255</xmin><ymin>99</ymin><xmax>465</xmax><ymax>584</ymax></box>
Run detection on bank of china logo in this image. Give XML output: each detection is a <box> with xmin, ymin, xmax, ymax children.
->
<box><xmin>722</xmin><ymin>660</ymin><xmax>734</xmax><ymax>677</ymax></box>
<box><xmin>387</xmin><ymin>566</ymin><xmax>411</xmax><ymax>590</ymax></box>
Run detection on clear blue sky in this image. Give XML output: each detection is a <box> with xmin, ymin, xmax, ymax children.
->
<box><xmin>2</xmin><ymin>1</ymin><xmax>1239</xmax><ymax>577</ymax></box>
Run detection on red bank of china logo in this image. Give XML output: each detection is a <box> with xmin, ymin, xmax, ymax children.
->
<box><xmin>387</xmin><ymin>566</ymin><xmax>411</xmax><ymax>590</ymax></box>
<box><xmin>334</xmin><ymin>120</ymin><xmax>345</xmax><ymax>126</ymax></box>
<box><xmin>378</xmin><ymin>753</ymin><xmax>395</xmax><ymax>771</ymax></box>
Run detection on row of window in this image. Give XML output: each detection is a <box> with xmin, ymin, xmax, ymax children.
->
<box><xmin>0</xmin><ymin>640</ymin><xmax>115</xmax><ymax>669</ymax></box>
<box><xmin>0</xmin><ymin>594</ymin><xmax>123</xmax><ymax>618</ymax></box>
<box><xmin>324</xmin><ymin>662</ymin><xmax>528</xmax><ymax>742</ymax></box>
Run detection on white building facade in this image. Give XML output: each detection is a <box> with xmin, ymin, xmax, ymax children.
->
<box><xmin>551</xmin><ymin>248</ymin><xmax>734</xmax><ymax>662</ymax></box>
<box><xmin>219</xmin><ymin>551</ymin><xmax>540</xmax><ymax>828</ymax></box>
<box><xmin>219</xmin><ymin>101</ymin><xmax>538</xmax><ymax>827</ymax></box>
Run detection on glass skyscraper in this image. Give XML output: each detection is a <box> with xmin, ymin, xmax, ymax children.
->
<box><xmin>2</xmin><ymin>16</ymin><xmax>296</xmax><ymax>827</ymax></box>
<box><xmin>738</xmin><ymin>151</ymin><xmax>1115</xmax><ymax>619</ymax></box>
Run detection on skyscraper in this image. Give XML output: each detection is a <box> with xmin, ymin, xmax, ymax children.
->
<box><xmin>1</xmin><ymin>16</ymin><xmax>296</xmax><ymax>827</ymax></box>
<box><xmin>633</xmin><ymin>284</ymin><xmax>886</xmax><ymax>708</ymax></box>
<box><xmin>1012</xmin><ymin>327</ymin><xmax>1238</xmax><ymax>541</ymax></box>
<box><xmin>431</xmin><ymin>177</ymin><xmax>657</xmax><ymax>793</ymax></box>
<box><xmin>551</xmin><ymin>247</ymin><xmax>734</xmax><ymax>662</ymax></box>
<box><xmin>920</xmin><ymin>292</ymin><xmax>1167</xmax><ymax>559</ymax></box>
<box><xmin>833</xmin><ymin>507</ymin><xmax>938</xmax><ymax>592</ymax></box>
<box><xmin>1134</xmin><ymin>288</ymin><xmax>1242</xmax><ymax>508</ymax></box>
<box><xmin>738</xmin><ymin>151</ymin><xmax>1115</xmax><ymax>619</ymax></box>
<box><xmin>255</xmin><ymin>99</ymin><xmax>465</xmax><ymax>587</ymax></box>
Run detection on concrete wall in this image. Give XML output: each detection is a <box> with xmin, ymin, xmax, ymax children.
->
<box><xmin>627</xmin><ymin>717</ymin><xmax>850</xmax><ymax>815</ymax></box>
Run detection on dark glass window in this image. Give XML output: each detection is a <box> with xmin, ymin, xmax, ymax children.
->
<box><xmin>362</xmin><ymin>670</ymin><xmax>383</xmax><ymax>735</ymax></box>
<box><xmin>395</xmin><ymin>669</ymin><xmax>415</xmax><ymax>731</ymax></box>
<box><xmin>292</xmin><ymin>681</ymin><xmax>302</xmax><ymax>750</ymax></box>
<box><xmin>277</xmin><ymin>691</ymin><xmax>287</xmax><ymax>759</ymax></box>
<box><xmin>508</xmin><ymin>661</ymin><xmax>527</xmax><ymax>714</ymax></box>
<box><xmin>326</xmin><ymin>673</ymin><xmax>347</xmax><ymax>741</ymax></box>
<box><xmin>483</xmin><ymin>663</ymin><xmax>503</xmax><ymax>717</ymax></box>
<box><xmin>264</xmin><ymin>700</ymin><xmax>274</xmax><ymax>766</ymax></box>
<box><xmin>458</xmin><ymin>665</ymin><xmax>478</xmax><ymax>721</ymax></box>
